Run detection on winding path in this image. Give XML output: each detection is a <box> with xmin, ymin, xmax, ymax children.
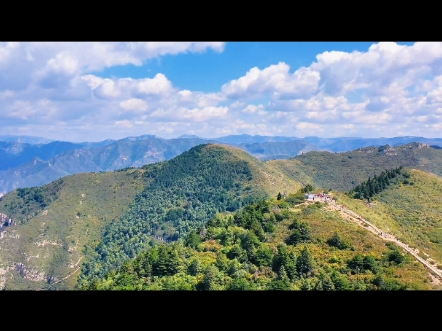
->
<box><xmin>306</xmin><ymin>197</ymin><xmax>442</xmax><ymax>279</ymax></box>
<box><xmin>47</xmin><ymin>256</ymin><xmax>84</xmax><ymax>288</ymax></box>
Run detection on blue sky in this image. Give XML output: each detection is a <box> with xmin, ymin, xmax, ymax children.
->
<box><xmin>96</xmin><ymin>42</ymin><xmax>415</xmax><ymax>93</ymax></box>
<box><xmin>0</xmin><ymin>41</ymin><xmax>439</xmax><ymax>142</ymax></box>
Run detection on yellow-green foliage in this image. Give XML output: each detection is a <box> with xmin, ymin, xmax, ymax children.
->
<box><xmin>214</xmin><ymin>144</ymin><xmax>303</xmax><ymax>197</ymax></box>
<box><xmin>335</xmin><ymin>169</ymin><xmax>442</xmax><ymax>265</ymax></box>
<box><xmin>82</xmin><ymin>197</ymin><xmax>438</xmax><ymax>290</ymax></box>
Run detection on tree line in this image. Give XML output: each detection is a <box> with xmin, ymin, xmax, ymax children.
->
<box><xmin>348</xmin><ymin>166</ymin><xmax>407</xmax><ymax>201</ymax></box>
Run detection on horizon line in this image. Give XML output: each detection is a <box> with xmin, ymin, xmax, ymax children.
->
<box><xmin>2</xmin><ymin>134</ymin><xmax>442</xmax><ymax>144</ymax></box>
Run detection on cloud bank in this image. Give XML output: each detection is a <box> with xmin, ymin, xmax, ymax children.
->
<box><xmin>1</xmin><ymin>41</ymin><xmax>442</xmax><ymax>141</ymax></box>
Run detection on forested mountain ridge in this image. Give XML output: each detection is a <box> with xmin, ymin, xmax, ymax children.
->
<box><xmin>0</xmin><ymin>137</ymin><xmax>215</xmax><ymax>195</ymax></box>
<box><xmin>0</xmin><ymin>144</ymin><xmax>299</xmax><ymax>290</ymax></box>
<box><xmin>76</xmin><ymin>144</ymin><xmax>300</xmax><ymax>286</ymax></box>
<box><xmin>3</xmin><ymin>134</ymin><xmax>442</xmax><ymax>196</ymax></box>
<box><xmin>271</xmin><ymin>143</ymin><xmax>442</xmax><ymax>192</ymax></box>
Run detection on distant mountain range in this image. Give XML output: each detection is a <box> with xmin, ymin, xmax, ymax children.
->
<box><xmin>1</xmin><ymin>134</ymin><xmax>442</xmax><ymax>195</ymax></box>
<box><xmin>302</xmin><ymin>136</ymin><xmax>442</xmax><ymax>152</ymax></box>
<box><xmin>0</xmin><ymin>137</ymin><xmax>216</xmax><ymax>195</ymax></box>
<box><xmin>0</xmin><ymin>135</ymin><xmax>56</xmax><ymax>144</ymax></box>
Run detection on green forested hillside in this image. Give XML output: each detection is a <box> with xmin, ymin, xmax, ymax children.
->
<box><xmin>0</xmin><ymin>144</ymin><xmax>299</xmax><ymax>290</ymax></box>
<box><xmin>272</xmin><ymin>143</ymin><xmax>442</xmax><ymax>192</ymax></box>
<box><xmin>76</xmin><ymin>144</ymin><xmax>300</xmax><ymax>286</ymax></box>
<box><xmin>80</xmin><ymin>195</ymin><xmax>437</xmax><ymax>290</ymax></box>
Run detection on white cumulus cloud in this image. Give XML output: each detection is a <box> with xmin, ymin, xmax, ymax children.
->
<box><xmin>120</xmin><ymin>98</ymin><xmax>148</xmax><ymax>112</ymax></box>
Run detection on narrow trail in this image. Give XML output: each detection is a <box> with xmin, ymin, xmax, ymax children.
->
<box><xmin>304</xmin><ymin>197</ymin><xmax>442</xmax><ymax>280</ymax></box>
<box><xmin>47</xmin><ymin>256</ymin><xmax>84</xmax><ymax>288</ymax></box>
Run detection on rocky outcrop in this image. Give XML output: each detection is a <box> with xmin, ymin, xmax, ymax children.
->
<box><xmin>0</xmin><ymin>266</ymin><xmax>11</xmax><ymax>289</ymax></box>
<box><xmin>35</xmin><ymin>240</ymin><xmax>62</xmax><ymax>247</ymax></box>
<box><xmin>15</xmin><ymin>263</ymin><xmax>46</xmax><ymax>282</ymax></box>
<box><xmin>0</xmin><ymin>213</ymin><xmax>17</xmax><ymax>236</ymax></box>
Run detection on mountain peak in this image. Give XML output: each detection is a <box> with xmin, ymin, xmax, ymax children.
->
<box><xmin>177</xmin><ymin>134</ymin><xmax>203</xmax><ymax>139</ymax></box>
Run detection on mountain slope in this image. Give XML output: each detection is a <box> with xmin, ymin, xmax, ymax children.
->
<box><xmin>80</xmin><ymin>195</ymin><xmax>439</xmax><ymax>290</ymax></box>
<box><xmin>0</xmin><ymin>136</ymin><xmax>318</xmax><ymax>195</ymax></box>
<box><xmin>332</xmin><ymin>168</ymin><xmax>442</xmax><ymax>266</ymax></box>
<box><xmin>271</xmin><ymin>143</ymin><xmax>442</xmax><ymax>192</ymax></box>
<box><xmin>0</xmin><ymin>141</ymin><xmax>86</xmax><ymax>171</ymax></box>
<box><xmin>0</xmin><ymin>135</ymin><xmax>55</xmax><ymax>144</ymax></box>
<box><xmin>0</xmin><ymin>137</ymin><xmax>216</xmax><ymax>195</ymax></box>
<box><xmin>0</xmin><ymin>144</ymin><xmax>300</xmax><ymax>290</ymax></box>
<box><xmin>302</xmin><ymin>136</ymin><xmax>442</xmax><ymax>152</ymax></box>
<box><xmin>215</xmin><ymin>134</ymin><xmax>298</xmax><ymax>144</ymax></box>
<box><xmin>77</xmin><ymin>144</ymin><xmax>301</xmax><ymax>286</ymax></box>
<box><xmin>5</xmin><ymin>133</ymin><xmax>442</xmax><ymax>196</ymax></box>
<box><xmin>2</xmin><ymin>142</ymin><xmax>442</xmax><ymax>290</ymax></box>
<box><xmin>0</xmin><ymin>168</ymin><xmax>150</xmax><ymax>290</ymax></box>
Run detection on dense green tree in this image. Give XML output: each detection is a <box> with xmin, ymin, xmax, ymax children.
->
<box><xmin>299</xmin><ymin>277</ymin><xmax>312</xmax><ymax>291</ymax></box>
<box><xmin>327</xmin><ymin>232</ymin><xmax>350</xmax><ymax>250</ymax></box>
<box><xmin>267</xmin><ymin>266</ymin><xmax>291</xmax><ymax>290</ymax></box>
<box><xmin>330</xmin><ymin>271</ymin><xmax>351</xmax><ymax>290</ymax></box>
<box><xmin>227</xmin><ymin>244</ymin><xmax>247</xmax><ymax>262</ymax></box>
<box><xmin>199</xmin><ymin>265</ymin><xmax>224</xmax><ymax>290</ymax></box>
<box><xmin>286</xmin><ymin>220</ymin><xmax>312</xmax><ymax>246</ymax></box>
<box><xmin>296</xmin><ymin>247</ymin><xmax>314</xmax><ymax>277</ymax></box>
<box><xmin>215</xmin><ymin>252</ymin><xmax>230</xmax><ymax>272</ymax></box>
<box><xmin>184</xmin><ymin>230</ymin><xmax>201</xmax><ymax>250</ymax></box>
<box><xmin>314</xmin><ymin>272</ymin><xmax>335</xmax><ymax>291</ymax></box>
<box><xmin>349</xmin><ymin>166</ymin><xmax>405</xmax><ymax>200</ymax></box>
<box><xmin>302</xmin><ymin>184</ymin><xmax>314</xmax><ymax>193</ymax></box>
<box><xmin>348</xmin><ymin>253</ymin><xmax>364</xmax><ymax>274</ymax></box>
<box><xmin>188</xmin><ymin>258</ymin><xmax>202</xmax><ymax>276</ymax></box>
<box><xmin>272</xmin><ymin>245</ymin><xmax>297</xmax><ymax>281</ymax></box>
<box><xmin>363</xmin><ymin>255</ymin><xmax>379</xmax><ymax>274</ymax></box>
<box><xmin>386</xmin><ymin>249</ymin><xmax>405</xmax><ymax>265</ymax></box>
<box><xmin>152</xmin><ymin>245</ymin><xmax>182</xmax><ymax>277</ymax></box>
<box><xmin>228</xmin><ymin>277</ymin><xmax>255</xmax><ymax>290</ymax></box>
<box><xmin>256</xmin><ymin>245</ymin><xmax>274</xmax><ymax>267</ymax></box>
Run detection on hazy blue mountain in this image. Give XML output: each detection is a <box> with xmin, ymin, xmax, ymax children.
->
<box><xmin>3</xmin><ymin>132</ymin><xmax>442</xmax><ymax>195</ymax></box>
<box><xmin>0</xmin><ymin>141</ymin><xmax>85</xmax><ymax>171</ymax></box>
<box><xmin>214</xmin><ymin>134</ymin><xmax>299</xmax><ymax>145</ymax></box>
<box><xmin>237</xmin><ymin>140</ymin><xmax>322</xmax><ymax>160</ymax></box>
<box><xmin>177</xmin><ymin>134</ymin><xmax>203</xmax><ymax>139</ymax></box>
<box><xmin>0</xmin><ymin>137</ymin><xmax>217</xmax><ymax>195</ymax></box>
<box><xmin>119</xmin><ymin>135</ymin><xmax>163</xmax><ymax>142</ymax></box>
<box><xmin>0</xmin><ymin>135</ymin><xmax>55</xmax><ymax>144</ymax></box>
<box><xmin>302</xmin><ymin>136</ymin><xmax>442</xmax><ymax>152</ymax></box>
<box><xmin>79</xmin><ymin>139</ymin><xmax>116</xmax><ymax>148</ymax></box>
